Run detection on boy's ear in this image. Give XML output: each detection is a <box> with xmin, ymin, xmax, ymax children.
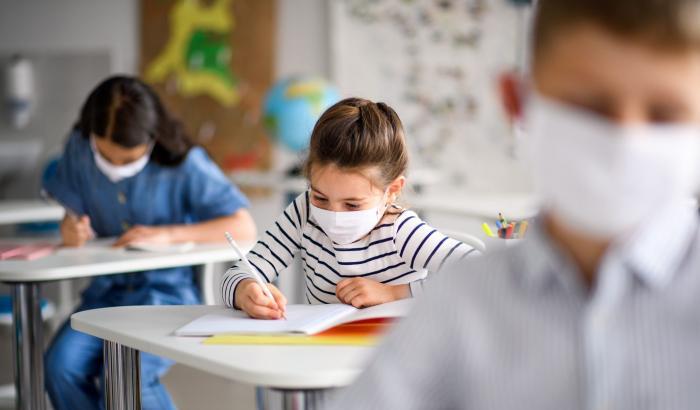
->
<box><xmin>498</xmin><ymin>71</ymin><xmax>525</xmax><ymax>122</ymax></box>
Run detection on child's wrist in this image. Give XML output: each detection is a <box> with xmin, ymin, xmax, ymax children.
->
<box><xmin>167</xmin><ymin>225</ymin><xmax>186</xmax><ymax>243</ymax></box>
<box><xmin>234</xmin><ymin>279</ymin><xmax>255</xmax><ymax>309</ymax></box>
<box><xmin>391</xmin><ymin>284</ymin><xmax>411</xmax><ymax>301</ymax></box>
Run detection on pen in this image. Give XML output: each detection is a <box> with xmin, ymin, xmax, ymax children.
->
<box><xmin>224</xmin><ymin>232</ymin><xmax>286</xmax><ymax>319</ymax></box>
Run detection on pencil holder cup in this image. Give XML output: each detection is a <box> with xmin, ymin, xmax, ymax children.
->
<box><xmin>483</xmin><ymin>236</ymin><xmax>523</xmax><ymax>252</ymax></box>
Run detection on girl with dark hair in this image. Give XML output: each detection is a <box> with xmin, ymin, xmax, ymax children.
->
<box><xmin>43</xmin><ymin>76</ymin><xmax>256</xmax><ymax>409</ymax></box>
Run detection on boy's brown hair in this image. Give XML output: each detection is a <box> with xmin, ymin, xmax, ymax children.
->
<box><xmin>533</xmin><ymin>0</ymin><xmax>700</xmax><ymax>57</ymax></box>
<box><xmin>304</xmin><ymin>97</ymin><xmax>409</xmax><ymax>189</ymax></box>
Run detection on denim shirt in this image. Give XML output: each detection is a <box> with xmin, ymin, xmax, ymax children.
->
<box><xmin>44</xmin><ymin>131</ymin><xmax>249</xmax><ymax>305</ymax></box>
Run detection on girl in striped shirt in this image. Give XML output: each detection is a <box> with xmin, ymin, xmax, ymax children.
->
<box><xmin>222</xmin><ymin>97</ymin><xmax>478</xmax><ymax>318</ymax></box>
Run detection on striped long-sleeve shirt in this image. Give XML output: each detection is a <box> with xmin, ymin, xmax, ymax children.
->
<box><xmin>221</xmin><ymin>192</ymin><xmax>477</xmax><ymax>308</ymax></box>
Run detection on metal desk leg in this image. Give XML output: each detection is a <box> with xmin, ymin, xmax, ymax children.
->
<box><xmin>11</xmin><ymin>282</ymin><xmax>46</xmax><ymax>410</ymax></box>
<box><xmin>104</xmin><ymin>340</ymin><xmax>141</xmax><ymax>410</ymax></box>
<box><xmin>259</xmin><ymin>387</ymin><xmax>329</xmax><ymax>410</ymax></box>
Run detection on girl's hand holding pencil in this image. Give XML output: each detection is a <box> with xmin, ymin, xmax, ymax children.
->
<box><xmin>60</xmin><ymin>214</ymin><xmax>95</xmax><ymax>247</ymax></box>
<box><xmin>225</xmin><ymin>232</ymin><xmax>288</xmax><ymax>320</ymax></box>
<box><xmin>234</xmin><ymin>279</ymin><xmax>288</xmax><ymax>320</ymax></box>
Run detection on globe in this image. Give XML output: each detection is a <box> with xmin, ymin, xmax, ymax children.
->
<box><xmin>263</xmin><ymin>77</ymin><xmax>341</xmax><ymax>152</ymax></box>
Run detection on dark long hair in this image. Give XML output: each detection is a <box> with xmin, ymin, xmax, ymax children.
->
<box><xmin>75</xmin><ymin>76</ymin><xmax>193</xmax><ymax>166</ymax></box>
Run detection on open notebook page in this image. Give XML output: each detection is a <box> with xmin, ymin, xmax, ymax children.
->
<box><xmin>174</xmin><ymin>304</ymin><xmax>356</xmax><ymax>336</ymax></box>
<box><xmin>174</xmin><ymin>299</ymin><xmax>414</xmax><ymax>337</ymax></box>
<box><xmin>125</xmin><ymin>241</ymin><xmax>195</xmax><ymax>253</ymax></box>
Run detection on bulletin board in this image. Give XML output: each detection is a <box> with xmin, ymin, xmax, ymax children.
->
<box><xmin>330</xmin><ymin>0</ymin><xmax>533</xmax><ymax>192</ymax></box>
<box><xmin>140</xmin><ymin>0</ymin><xmax>276</xmax><ymax>172</ymax></box>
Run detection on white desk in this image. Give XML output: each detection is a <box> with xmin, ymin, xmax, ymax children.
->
<box><xmin>0</xmin><ymin>200</ymin><xmax>63</xmax><ymax>225</ymax></box>
<box><xmin>72</xmin><ymin>305</ymin><xmax>371</xmax><ymax>410</ymax></box>
<box><xmin>406</xmin><ymin>192</ymin><xmax>539</xmax><ymax>220</ymax></box>
<box><xmin>0</xmin><ymin>240</ymin><xmax>253</xmax><ymax>410</ymax></box>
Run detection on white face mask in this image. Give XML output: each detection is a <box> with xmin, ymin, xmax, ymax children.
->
<box><xmin>527</xmin><ymin>94</ymin><xmax>700</xmax><ymax>239</ymax></box>
<box><xmin>90</xmin><ymin>137</ymin><xmax>152</xmax><ymax>183</ymax></box>
<box><xmin>310</xmin><ymin>191</ymin><xmax>389</xmax><ymax>245</ymax></box>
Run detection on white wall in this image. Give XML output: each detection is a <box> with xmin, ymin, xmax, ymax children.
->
<box><xmin>276</xmin><ymin>0</ymin><xmax>329</xmax><ymax>78</ymax></box>
<box><xmin>0</xmin><ymin>0</ymin><xmax>138</xmax><ymax>73</ymax></box>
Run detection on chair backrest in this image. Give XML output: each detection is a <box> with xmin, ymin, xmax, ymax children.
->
<box><xmin>441</xmin><ymin>230</ymin><xmax>486</xmax><ymax>253</ymax></box>
<box><xmin>197</xmin><ymin>264</ymin><xmax>219</xmax><ymax>306</ymax></box>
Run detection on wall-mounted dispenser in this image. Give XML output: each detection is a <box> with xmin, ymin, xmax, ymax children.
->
<box><xmin>4</xmin><ymin>54</ymin><xmax>35</xmax><ymax>129</ymax></box>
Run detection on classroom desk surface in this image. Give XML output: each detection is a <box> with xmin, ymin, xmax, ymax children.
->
<box><xmin>0</xmin><ymin>239</ymin><xmax>253</xmax><ymax>410</ymax></box>
<box><xmin>0</xmin><ymin>239</ymin><xmax>243</xmax><ymax>282</ymax></box>
<box><xmin>0</xmin><ymin>200</ymin><xmax>63</xmax><ymax>225</ymax></box>
<box><xmin>72</xmin><ymin>305</ymin><xmax>373</xmax><ymax>409</ymax></box>
<box><xmin>72</xmin><ymin>305</ymin><xmax>372</xmax><ymax>388</ymax></box>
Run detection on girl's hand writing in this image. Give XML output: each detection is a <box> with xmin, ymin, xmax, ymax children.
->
<box><xmin>235</xmin><ymin>279</ymin><xmax>287</xmax><ymax>320</ymax></box>
<box><xmin>60</xmin><ymin>214</ymin><xmax>95</xmax><ymax>247</ymax></box>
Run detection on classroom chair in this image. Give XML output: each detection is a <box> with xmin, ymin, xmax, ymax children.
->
<box><xmin>441</xmin><ymin>230</ymin><xmax>487</xmax><ymax>253</ymax></box>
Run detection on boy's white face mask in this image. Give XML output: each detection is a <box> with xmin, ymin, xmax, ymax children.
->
<box><xmin>90</xmin><ymin>137</ymin><xmax>152</xmax><ymax>183</ymax></box>
<box><xmin>310</xmin><ymin>191</ymin><xmax>389</xmax><ymax>245</ymax></box>
<box><xmin>527</xmin><ymin>94</ymin><xmax>700</xmax><ymax>239</ymax></box>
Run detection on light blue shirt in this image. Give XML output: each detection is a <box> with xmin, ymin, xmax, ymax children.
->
<box><xmin>43</xmin><ymin>131</ymin><xmax>249</xmax><ymax>305</ymax></box>
<box><xmin>329</xmin><ymin>203</ymin><xmax>700</xmax><ymax>410</ymax></box>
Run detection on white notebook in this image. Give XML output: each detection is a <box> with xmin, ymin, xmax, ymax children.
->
<box><xmin>125</xmin><ymin>241</ymin><xmax>195</xmax><ymax>253</ymax></box>
<box><xmin>174</xmin><ymin>299</ymin><xmax>413</xmax><ymax>336</ymax></box>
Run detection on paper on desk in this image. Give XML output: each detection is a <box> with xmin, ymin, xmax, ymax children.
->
<box><xmin>175</xmin><ymin>304</ymin><xmax>356</xmax><ymax>336</ymax></box>
<box><xmin>174</xmin><ymin>299</ymin><xmax>413</xmax><ymax>337</ymax></box>
<box><xmin>125</xmin><ymin>241</ymin><xmax>195</xmax><ymax>253</ymax></box>
<box><xmin>203</xmin><ymin>320</ymin><xmax>394</xmax><ymax>346</ymax></box>
<box><xmin>0</xmin><ymin>244</ymin><xmax>55</xmax><ymax>260</ymax></box>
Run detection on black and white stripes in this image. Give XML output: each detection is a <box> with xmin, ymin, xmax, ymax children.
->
<box><xmin>221</xmin><ymin>192</ymin><xmax>476</xmax><ymax>307</ymax></box>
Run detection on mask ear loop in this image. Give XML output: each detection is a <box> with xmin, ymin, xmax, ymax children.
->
<box><xmin>377</xmin><ymin>189</ymin><xmax>391</xmax><ymax>220</ymax></box>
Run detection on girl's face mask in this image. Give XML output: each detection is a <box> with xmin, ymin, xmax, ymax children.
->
<box><xmin>310</xmin><ymin>190</ymin><xmax>389</xmax><ymax>245</ymax></box>
<box><xmin>90</xmin><ymin>136</ymin><xmax>152</xmax><ymax>183</ymax></box>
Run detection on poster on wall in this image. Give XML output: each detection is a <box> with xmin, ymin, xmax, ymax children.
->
<box><xmin>140</xmin><ymin>0</ymin><xmax>276</xmax><ymax>172</ymax></box>
<box><xmin>330</xmin><ymin>0</ymin><xmax>532</xmax><ymax>192</ymax></box>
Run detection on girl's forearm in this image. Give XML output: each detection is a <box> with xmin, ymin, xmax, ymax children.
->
<box><xmin>169</xmin><ymin>210</ymin><xmax>257</xmax><ymax>243</ymax></box>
